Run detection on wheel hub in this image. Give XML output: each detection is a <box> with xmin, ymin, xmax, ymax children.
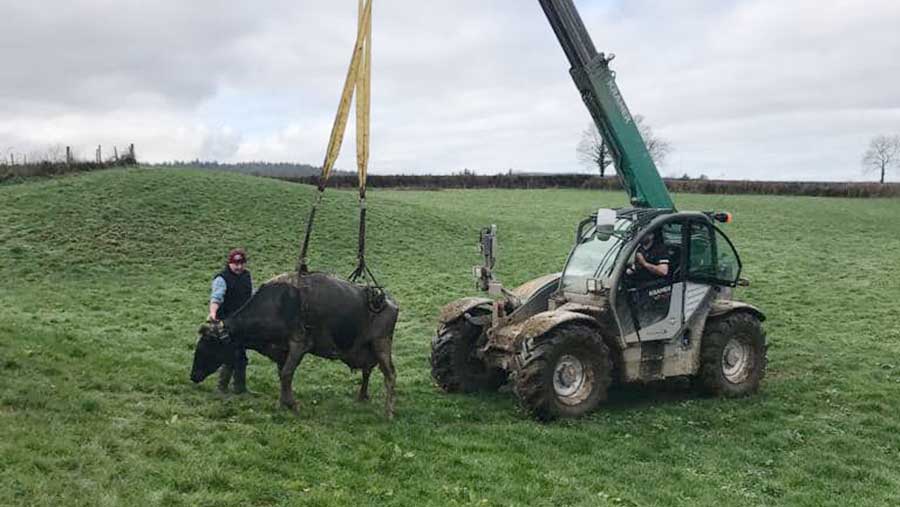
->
<box><xmin>722</xmin><ymin>338</ymin><xmax>751</xmax><ymax>383</ymax></box>
<box><xmin>553</xmin><ymin>355</ymin><xmax>593</xmax><ymax>405</ymax></box>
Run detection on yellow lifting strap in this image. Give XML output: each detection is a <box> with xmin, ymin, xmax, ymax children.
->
<box><xmin>355</xmin><ymin>0</ymin><xmax>371</xmax><ymax>198</ymax></box>
<box><xmin>298</xmin><ymin>0</ymin><xmax>373</xmax><ymax>275</ymax></box>
<box><xmin>318</xmin><ymin>0</ymin><xmax>371</xmax><ymax>191</ymax></box>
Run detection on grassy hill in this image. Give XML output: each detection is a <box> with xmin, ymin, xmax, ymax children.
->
<box><xmin>2</xmin><ymin>167</ymin><xmax>900</xmax><ymax>506</ymax></box>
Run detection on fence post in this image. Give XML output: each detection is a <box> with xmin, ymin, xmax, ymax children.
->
<box><xmin>129</xmin><ymin>143</ymin><xmax>135</xmax><ymax>161</ymax></box>
<box><xmin>66</xmin><ymin>146</ymin><xmax>72</xmax><ymax>165</ymax></box>
<box><xmin>96</xmin><ymin>145</ymin><xmax>102</xmax><ymax>164</ymax></box>
<box><xmin>113</xmin><ymin>146</ymin><xmax>118</xmax><ymax>162</ymax></box>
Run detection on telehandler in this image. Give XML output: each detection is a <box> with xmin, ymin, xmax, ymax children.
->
<box><xmin>432</xmin><ymin>0</ymin><xmax>767</xmax><ymax>420</ymax></box>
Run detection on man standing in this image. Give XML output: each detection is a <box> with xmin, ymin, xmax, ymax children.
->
<box><xmin>208</xmin><ymin>248</ymin><xmax>253</xmax><ymax>394</ymax></box>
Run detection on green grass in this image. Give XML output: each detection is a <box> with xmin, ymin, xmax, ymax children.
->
<box><xmin>2</xmin><ymin>167</ymin><xmax>900</xmax><ymax>506</ymax></box>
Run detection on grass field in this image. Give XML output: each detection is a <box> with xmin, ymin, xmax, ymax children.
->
<box><xmin>2</xmin><ymin>167</ymin><xmax>900</xmax><ymax>506</ymax></box>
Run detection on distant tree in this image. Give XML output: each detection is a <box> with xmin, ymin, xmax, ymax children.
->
<box><xmin>576</xmin><ymin>124</ymin><xmax>612</xmax><ymax>177</ymax></box>
<box><xmin>576</xmin><ymin>115</ymin><xmax>671</xmax><ymax>177</ymax></box>
<box><xmin>862</xmin><ymin>134</ymin><xmax>900</xmax><ymax>184</ymax></box>
<box><xmin>635</xmin><ymin>115</ymin><xmax>671</xmax><ymax>168</ymax></box>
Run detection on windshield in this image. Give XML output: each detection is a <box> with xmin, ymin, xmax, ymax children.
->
<box><xmin>560</xmin><ymin>218</ymin><xmax>632</xmax><ymax>294</ymax></box>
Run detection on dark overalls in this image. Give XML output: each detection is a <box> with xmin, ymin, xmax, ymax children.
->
<box><xmin>215</xmin><ymin>267</ymin><xmax>252</xmax><ymax>392</ymax></box>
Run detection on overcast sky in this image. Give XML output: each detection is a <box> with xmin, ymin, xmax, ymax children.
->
<box><xmin>2</xmin><ymin>0</ymin><xmax>899</xmax><ymax>181</ymax></box>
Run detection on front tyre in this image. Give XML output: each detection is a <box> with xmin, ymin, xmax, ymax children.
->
<box><xmin>514</xmin><ymin>324</ymin><xmax>611</xmax><ymax>421</ymax></box>
<box><xmin>697</xmin><ymin>312</ymin><xmax>767</xmax><ymax>396</ymax></box>
<box><xmin>431</xmin><ymin>316</ymin><xmax>506</xmax><ymax>393</ymax></box>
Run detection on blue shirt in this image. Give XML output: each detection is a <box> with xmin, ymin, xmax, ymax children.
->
<box><xmin>211</xmin><ymin>273</ymin><xmax>256</xmax><ymax>304</ymax></box>
<box><xmin>210</xmin><ymin>276</ymin><xmax>227</xmax><ymax>304</ymax></box>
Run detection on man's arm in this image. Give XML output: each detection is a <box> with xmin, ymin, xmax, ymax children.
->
<box><xmin>636</xmin><ymin>252</ymin><xmax>669</xmax><ymax>277</ymax></box>
<box><xmin>209</xmin><ymin>276</ymin><xmax>226</xmax><ymax>320</ymax></box>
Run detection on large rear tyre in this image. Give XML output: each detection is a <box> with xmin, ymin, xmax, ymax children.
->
<box><xmin>431</xmin><ymin>315</ymin><xmax>506</xmax><ymax>393</ymax></box>
<box><xmin>697</xmin><ymin>312</ymin><xmax>767</xmax><ymax>397</ymax></box>
<box><xmin>514</xmin><ymin>324</ymin><xmax>611</xmax><ymax>421</ymax></box>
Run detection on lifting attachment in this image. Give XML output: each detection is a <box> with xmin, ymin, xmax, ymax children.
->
<box><xmin>297</xmin><ymin>0</ymin><xmax>378</xmax><ymax>288</ymax></box>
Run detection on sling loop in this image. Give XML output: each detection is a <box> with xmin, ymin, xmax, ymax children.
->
<box><xmin>297</xmin><ymin>0</ymin><xmax>375</xmax><ymax>277</ymax></box>
<box><xmin>349</xmin><ymin>0</ymin><xmax>375</xmax><ymax>285</ymax></box>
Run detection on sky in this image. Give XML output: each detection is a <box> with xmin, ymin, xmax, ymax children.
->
<box><xmin>2</xmin><ymin>0</ymin><xmax>899</xmax><ymax>181</ymax></box>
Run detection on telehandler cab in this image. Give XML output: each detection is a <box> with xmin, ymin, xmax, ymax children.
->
<box><xmin>431</xmin><ymin>0</ymin><xmax>767</xmax><ymax>420</ymax></box>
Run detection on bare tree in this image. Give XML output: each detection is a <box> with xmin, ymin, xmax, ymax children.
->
<box><xmin>576</xmin><ymin>115</ymin><xmax>671</xmax><ymax>177</ymax></box>
<box><xmin>576</xmin><ymin>124</ymin><xmax>612</xmax><ymax>177</ymax></box>
<box><xmin>862</xmin><ymin>134</ymin><xmax>900</xmax><ymax>184</ymax></box>
<box><xmin>635</xmin><ymin>115</ymin><xmax>671</xmax><ymax>168</ymax></box>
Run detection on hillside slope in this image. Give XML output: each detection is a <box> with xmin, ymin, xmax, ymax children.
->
<box><xmin>2</xmin><ymin>168</ymin><xmax>900</xmax><ymax>506</ymax></box>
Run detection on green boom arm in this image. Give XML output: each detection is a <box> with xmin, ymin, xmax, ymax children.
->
<box><xmin>538</xmin><ymin>0</ymin><xmax>674</xmax><ymax>209</ymax></box>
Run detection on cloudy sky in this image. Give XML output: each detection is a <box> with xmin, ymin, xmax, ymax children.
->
<box><xmin>2</xmin><ymin>0</ymin><xmax>899</xmax><ymax>181</ymax></box>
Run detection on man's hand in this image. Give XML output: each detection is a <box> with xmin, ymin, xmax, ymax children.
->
<box><xmin>635</xmin><ymin>252</ymin><xmax>647</xmax><ymax>268</ymax></box>
<box><xmin>208</xmin><ymin>301</ymin><xmax>221</xmax><ymax>322</ymax></box>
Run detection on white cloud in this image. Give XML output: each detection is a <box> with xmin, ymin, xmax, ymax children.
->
<box><xmin>2</xmin><ymin>0</ymin><xmax>899</xmax><ymax>181</ymax></box>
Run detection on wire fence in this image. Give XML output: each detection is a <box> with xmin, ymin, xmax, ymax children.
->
<box><xmin>1</xmin><ymin>144</ymin><xmax>137</xmax><ymax>182</ymax></box>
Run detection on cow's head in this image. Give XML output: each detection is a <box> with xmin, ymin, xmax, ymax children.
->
<box><xmin>189</xmin><ymin>320</ymin><xmax>232</xmax><ymax>383</ymax></box>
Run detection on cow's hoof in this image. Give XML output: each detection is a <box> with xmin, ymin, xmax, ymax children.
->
<box><xmin>280</xmin><ymin>400</ymin><xmax>299</xmax><ymax>414</ymax></box>
<box><xmin>356</xmin><ymin>393</ymin><xmax>370</xmax><ymax>403</ymax></box>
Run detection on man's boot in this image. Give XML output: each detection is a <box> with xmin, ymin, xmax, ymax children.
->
<box><xmin>232</xmin><ymin>367</ymin><xmax>249</xmax><ymax>395</ymax></box>
<box><xmin>217</xmin><ymin>365</ymin><xmax>233</xmax><ymax>394</ymax></box>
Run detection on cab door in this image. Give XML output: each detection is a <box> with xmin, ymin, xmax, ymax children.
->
<box><xmin>683</xmin><ymin>221</ymin><xmax>743</xmax><ymax>323</ymax></box>
<box><xmin>617</xmin><ymin>221</ymin><xmax>686</xmax><ymax>344</ymax></box>
<box><xmin>686</xmin><ymin>222</ymin><xmax>742</xmax><ymax>287</ymax></box>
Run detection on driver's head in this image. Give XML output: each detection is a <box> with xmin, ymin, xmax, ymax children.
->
<box><xmin>640</xmin><ymin>234</ymin><xmax>654</xmax><ymax>249</ymax></box>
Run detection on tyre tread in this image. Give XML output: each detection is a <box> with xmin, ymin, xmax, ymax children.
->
<box><xmin>513</xmin><ymin>323</ymin><xmax>611</xmax><ymax>421</ymax></box>
<box><xmin>698</xmin><ymin>311</ymin><xmax>767</xmax><ymax>397</ymax></box>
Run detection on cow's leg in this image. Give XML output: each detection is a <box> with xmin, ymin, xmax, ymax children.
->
<box><xmin>373</xmin><ymin>337</ymin><xmax>396</xmax><ymax>419</ymax></box>
<box><xmin>217</xmin><ymin>364</ymin><xmax>234</xmax><ymax>394</ymax></box>
<box><xmin>279</xmin><ymin>338</ymin><xmax>306</xmax><ymax>413</ymax></box>
<box><xmin>232</xmin><ymin>346</ymin><xmax>250</xmax><ymax>395</ymax></box>
<box><xmin>357</xmin><ymin>366</ymin><xmax>373</xmax><ymax>402</ymax></box>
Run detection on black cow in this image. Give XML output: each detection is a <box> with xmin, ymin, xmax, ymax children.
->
<box><xmin>190</xmin><ymin>272</ymin><xmax>399</xmax><ymax>419</ymax></box>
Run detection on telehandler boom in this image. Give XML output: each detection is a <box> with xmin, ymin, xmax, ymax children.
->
<box><xmin>539</xmin><ymin>0</ymin><xmax>674</xmax><ymax>209</ymax></box>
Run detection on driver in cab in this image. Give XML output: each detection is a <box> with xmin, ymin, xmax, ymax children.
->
<box><xmin>626</xmin><ymin>232</ymin><xmax>669</xmax><ymax>283</ymax></box>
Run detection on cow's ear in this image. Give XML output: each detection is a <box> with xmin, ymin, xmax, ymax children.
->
<box><xmin>198</xmin><ymin>323</ymin><xmax>210</xmax><ymax>335</ymax></box>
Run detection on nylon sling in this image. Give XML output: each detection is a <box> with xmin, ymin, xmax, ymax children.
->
<box><xmin>297</xmin><ymin>0</ymin><xmax>377</xmax><ymax>287</ymax></box>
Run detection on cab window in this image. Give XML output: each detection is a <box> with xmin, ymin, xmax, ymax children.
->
<box><xmin>713</xmin><ymin>226</ymin><xmax>741</xmax><ymax>285</ymax></box>
<box><xmin>687</xmin><ymin>222</ymin><xmax>742</xmax><ymax>286</ymax></box>
<box><xmin>687</xmin><ymin>223</ymin><xmax>715</xmax><ymax>280</ymax></box>
<box><xmin>660</xmin><ymin>222</ymin><xmax>684</xmax><ymax>281</ymax></box>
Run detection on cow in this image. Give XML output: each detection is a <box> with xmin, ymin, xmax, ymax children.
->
<box><xmin>190</xmin><ymin>272</ymin><xmax>399</xmax><ymax>419</ymax></box>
